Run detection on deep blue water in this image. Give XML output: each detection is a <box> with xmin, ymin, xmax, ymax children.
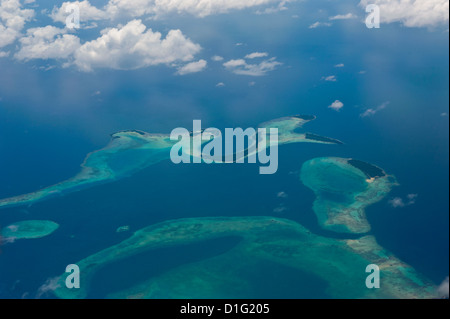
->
<box><xmin>0</xmin><ymin>0</ymin><xmax>448</xmax><ymax>298</ymax></box>
<box><xmin>0</xmin><ymin>131</ymin><xmax>447</xmax><ymax>298</ymax></box>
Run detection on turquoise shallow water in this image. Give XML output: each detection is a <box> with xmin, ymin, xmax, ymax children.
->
<box><xmin>0</xmin><ymin>133</ymin><xmax>447</xmax><ymax>298</ymax></box>
<box><xmin>0</xmin><ymin>0</ymin><xmax>448</xmax><ymax>298</ymax></box>
<box><xmin>300</xmin><ymin>158</ymin><xmax>369</xmax><ymax>203</ymax></box>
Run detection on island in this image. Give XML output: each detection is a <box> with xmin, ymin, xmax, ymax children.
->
<box><xmin>300</xmin><ymin>157</ymin><xmax>397</xmax><ymax>234</ymax></box>
<box><xmin>258</xmin><ymin>115</ymin><xmax>344</xmax><ymax>146</ymax></box>
<box><xmin>52</xmin><ymin>216</ymin><xmax>437</xmax><ymax>299</ymax></box>
<box><xmin>0</xmin><ymin>116</ymin><xmax>342</xmax><ymax>210</ymax></box>
<box><xmin>1</xmin><ymin>220</ymin><xmax>59</xmax><ymax>242</ymax></box>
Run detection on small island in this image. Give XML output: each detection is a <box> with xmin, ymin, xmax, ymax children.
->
<box><xmin>305</xmin><ymin>133</ymin><xmax>344</xmax><ymax>144</ymax></box>
<box><xmin>1</xmin><ymin>220</ymin><xmax>59</xmax><ymax>242</ymax></box>
<box><xmin>300</xmin><ymin>157</ymin><xmax>397</xmax><ymax>234</ymax></box>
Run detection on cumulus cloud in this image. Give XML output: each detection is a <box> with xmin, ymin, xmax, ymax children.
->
<box><xmin>438</xmin><ymin>277</ymin><xmax>449</xmax><ymax>298</ymax></box>
<box><xmin>15</xmin><ymin>26</ymin><xmax>81</xmax><ymax>60</ymax></box>
<box><xmin>322</xmin><ymin>75</ymin><xmax>337</xmax><ymax>82</ymax></box>
<box><xmin>1</xmin><ymin>236</ymin><xmax>16</xmax><ymax>244</ymax></box>
<box><xmin>361</xmin><ymin>101</ymin><xmax>390</xmax><ymax>117</ymax></box>
<box><xmin>6</xmin><ymin>225</ymin><xmax>18</xmax><ymax>232</ymax></box>
<box><xmin>50</xmin><ymin>1</ymin><xmax>108</xmax><ymax>25</ymax></box>
<box><xmin>273</xmin><ymin>204</ymin><xmax>288</xmax><ymax>214</ymax></box>
<box><xmin>328</xmin><ymin>100</ymin><xmax>344</xmax><ymax>111</ymax></box>
<box><xmin>14</xmin><ymin>19</ymin><xmax>203</xmax><ymax>72</ymax></box>
<box><xmin>35</xmin><ymin>277</ymin><xmax>61</xmax><ymax>299</ymax></box>
<box><xmin>0</xmin><ymin>0</ymin><xmax>34</xmax><ymax>49</ymax></box>
<box><xmin>389</xmin><ymin>194</ymin><xmax>418</xmax><ymax>208</ymax></box>
<box><xmin>176</xmin><ymin>59</ymin><xmax>207</xmax><ymax>75</ymax></box>
<box><xmin>329</xmin><ymin>13</ymin><xmax>356</xmax><ymax>20</ymax></box>
<box><xmin>49</xmin><ymin>0</ymin><xmax>296</xmax><ymax>26</ymax></box>
<box><xmin>73</xmin><ymin>20</ymin><xmax>201</xmax><ymax>71</ymax></box>
<box><xmin>309</xmin><ymin>21</ymin><xmax>332</xmax><ymax>29</ymax></box>
<box><xmin>105</xmin><ymin>0</ymin><xmax>290</xmax><ymax>19</ymax></box>
<box><xmin>389</xmin><ymin>197</ymin><xmax>406</xmax><ymax>208</ymax></box>
<box><xmin>277</xmin><ymin>191</ymin><xmax>288</xmax><ymax>198</ymax></box>
<box><xmin>407</xmin><ymin>193</ymin><xmax>418</xmax><ymax>203</ymax></box>
<box><xmin>359</xmin><ymin>0</ymin><xmax>449</xmax><ymax>28</ymax></box>
<box><xmin>255</xmin><ymin>0</ymin><xmax>289</xmax><ymax>15</ymax></box>
<box><xmin>50</xmin><ymin>0</ymin><xmax>294</xmax><ymax>21</ymax></box>
<box><xmin>245</xmin><ymin>52</ymin><xmax>269</xmax><ymax>59</ymax></box>
<box><xmin>334</xmin><ymin>63</ymin><xmax>344</xmax><ymax>67</ymax></box>
<box><xmin>50</xmin><ymin>0</ymin><xmax>110</xmax><ymax>28</ymax></box>
<box><xmin>224</xmin><ymin>53</ymin><xmax>281</xmax><ymax>76</ymax></box>
<box><xmin>211</xmin><ymin>55</ymin><xmax>224</xmax><ymax>62</ymax></box>
<box><xmin>13</xmin><ymin>18</ymin><xmax>203</xmax><ymax>72</ymax></box>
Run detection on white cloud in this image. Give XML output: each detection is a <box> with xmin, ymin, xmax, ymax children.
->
<box><xmin>245</xmin><ymin>52</ymin><xmax>269</xmax><ymax>59</ymax></box>
<box><xmin>225</xmin><ymin>59</ymin><xmax>246</xmax><ymax>67</ymax></box>
<box><xmin>277</xmin><ymin>191</ymin><xmax>288</xmax><ymax>198</ymax></box>
<box><xmin>224</xmin><ymin>56</ymin><xmax>282</xmax><ymax>76</ymax></box>
<box><xmin>216</xmin><ymin>82</ymin><xmax>225</xmax><ymax>87</ymax></box>
<box><xmin>6</xmin><ymin>224</ymin><xmax>18</xmax><ymax>232</ymax></box>
<box><xmin>73</xmin><ymin>20</ymin><xmax>201</xmax><ymax>71</ymax></box>
<box><xmin>359</xmin><ymin>0</ymin><xmax>449</xmax><ymax>28</ymax></box>
<box><xmin>438</xmin><ymin>277</ymin><xmax>449</xmax><ymax>298</ymax></box>
<box><xmin>50</xmin><ymin>1</ymin><xmax>108</xmax><ymax>25</ymax></box>
<box><xmin>177</xmin><ymin>59</ymin><xmax>207</xmax><ymax>75</ymax></box>
<box><xmin>334</xmin><ymin>63</ymin><xmax>344</xmax><ymax>68</ymax></box>
<box><xmin>105</xmin><ymin>0</ymin><xmax>290</xmax><ymax>19</ymax></box>
<box><xmin>389</xmin><ymin>194</ymin><xmax>418</xmax><ymax>208</ymax></box>
<box><xmin>255</xmin><ymin>0</ymin><xmax>289</xmax><ymax>14</ymax></box>
<box><xmin>309</xmin><ymin>21</ymin><xmax>332</xmax><ymax>29</ymax></box>
<box><xmin>50</xmin><ymin>0</ymin><xmax>293</xmax><ymax>21</ymax></box>
<box><xmin>1</xmin><ymin>236</ymin><xmax>17</xmax><ymax>244</ymax></box>
<box><xmin>211</xmin><ymin>55</ymin><xmax>224</xmax><ymax>62</ymax></box>
<box><xmin>48</xmin><ymin>0</ymin><xmax>297</xmax><ymax>27</ymax></box>
<box><xmin>389</xmin><ymin>197</ymin><xmax>405</xmax><ymax>208</ymax></box>
<box><xmin>329</xmin><ymin>13</ymin><xmax>356</xmax><ymax>20</ymax></box>
<box><xmin>361</xmin><ymin>101</ymin><xmax>390</xmax><ymax>117</ymax></box>
<box><xmin>13</xmin><ymin>19</ymin><xmax>203</xmax><ymax>72</ymax></box>
<box><xmin>322</xmin><ymin>75</ymin><xmax>337</xmax><ymax>82</ymax></box>
<box><xmin>328</xmin><ymin>100</ymin><xmax>344</xmax><ymax>111</ymax></box>
<box><xmin>0</xmin><ymin>0</ymin><xmax>34</xmax><ymax>48</ymax></box>
<box><xmin>15</xmin><ymin>26</ymin><xmax>81</xmax><ymax>60</ymax></box>
<box><xmin>407</xmin><ymin>193</ymin><xmax>418</xmax><ymax>204</ymax></box>
<box><xmin>36</xmin><ymin>277</ymin><xmax>61</xmax><ymax>299</ymax></box>
<box><xmin>273</xmin><ymin>204</ymin><xmax>288</xmax><ymax>214</ymax></box>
